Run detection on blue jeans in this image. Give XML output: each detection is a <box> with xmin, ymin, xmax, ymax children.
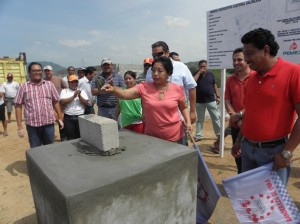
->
<box><xmin>98</xmin><ymin>106</ymin><xmax>116</xmax><ymax>119</ymax></box>
<box><xmin>26</xmin><ymin>124</ymin><xmax>55</xmax><ymax>148</ymax></box>
<box><xmin>98</xmin><ymin>106</ymin><xmax>123</xmax><ymax>128</ymax></box>
<box><xmin>241</xmin><ymin>138</ymin><xmax>291</xmax><ymax>186</ymax></box>
<box><xmin>195</xmin><ymin>102</ymin><xmax>220</xmax><ymax>138</ymax></box>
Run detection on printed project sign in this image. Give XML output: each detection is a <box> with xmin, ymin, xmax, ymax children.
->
<box><xmin>223</xmin><ymin>163</ymin><xmax>300</xmax><ymax>223</ymax></box>
<box><xmin>207</xmin><ymin>0</ymin><xmax>300</xmax><ymax>68</ymax></box>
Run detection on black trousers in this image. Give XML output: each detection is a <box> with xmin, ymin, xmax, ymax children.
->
<box><xmin>63</xmin><ymin>114</ymin><xmax>81</xmax><ymax>140</ymax></box>
<box><xmin>231</xmin><ymin>126</ymin><xmax>242</xmax><ymax>174</ymax></box>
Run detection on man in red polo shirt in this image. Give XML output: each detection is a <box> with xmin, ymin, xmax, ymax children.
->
<box><xmin>231</xmin><ymin>28</ymin><xmax>300</xmax><ymax>186</ymax></box>
<box><xmin>225</xmin><ymin>47</ymin><xmax>255</xmax><ymax>174</ymax></box>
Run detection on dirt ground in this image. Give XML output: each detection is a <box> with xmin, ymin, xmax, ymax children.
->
<box><xmin>0</xmin><ymin>113</ymin><xmax>299</xmax><ymax>224</ymax></box>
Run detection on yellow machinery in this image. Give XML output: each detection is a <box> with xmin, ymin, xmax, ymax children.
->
<box><xmin>0</xmin><ymin>52</ymin><xmax>27</xmax><ymax>83</ymax></box>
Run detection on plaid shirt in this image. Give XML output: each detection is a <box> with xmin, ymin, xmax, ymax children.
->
<box><xmin>14</xmin><ymin>80</ymin><xmax>59</xmax><ymax>127</ymax></box>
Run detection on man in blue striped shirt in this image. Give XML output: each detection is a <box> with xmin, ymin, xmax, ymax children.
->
<box><xmin>91</xmin><ymin>58</ymin><xmax>125</xmax><ymax>119</ymax></box>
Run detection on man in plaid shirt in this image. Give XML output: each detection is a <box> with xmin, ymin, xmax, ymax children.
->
<box><xmin>14</xmin><ymin>62</ymin><xmax>64</xmax><ymax>148</ymax></box>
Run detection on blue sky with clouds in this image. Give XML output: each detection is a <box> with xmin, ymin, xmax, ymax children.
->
<box><xmin>0</xmin><ymin>0</ymin><xmax>243</xmax><ymax>67</ymax></box>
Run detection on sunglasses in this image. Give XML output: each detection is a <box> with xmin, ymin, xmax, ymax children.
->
<box><xmin>152</xmin><ymin>51</ymin><xmax>165</xmax><ymax>58</ymax></box>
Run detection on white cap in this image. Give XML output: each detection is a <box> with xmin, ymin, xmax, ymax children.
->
<box><xmin>101</xmin><ymin>58</ymin><xmax>113</xmax><ymax>65</ymax></box>
<box><xmin>43</xmin><ymin>65</ymin><xmax>53</xmax><ymax>71</ymax></box>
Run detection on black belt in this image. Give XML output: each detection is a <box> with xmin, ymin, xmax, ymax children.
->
<box><xmin>100</xmin><ymin>105</ymin><xmax>116</xmax><ymax>108</ymax></box>
<box><xmin>64</xmin><ymin>114</ymin><xmax>82</xmax><ymax>118</ymax></box>
<box><xmin>244</xmin><ymin>137</ymin><xmax>287</xmax><ymax>148</ymax></box>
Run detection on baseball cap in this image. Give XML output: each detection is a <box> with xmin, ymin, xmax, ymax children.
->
<box><xmin>43</xmin><ymin>65</ymin><xmax>53</xmax><ymax>71</ymax></box>
<box><xmin>78</xmin><ymin>67</ymin><xmax>86</xmax><ymax>71</ymax></box>
<box><xmin>68</xmin><ymin>75</ymin><xmax>79</xmax><ymax>82</ymax></box>
<box><xmin>101</xmin><ymin>58</ymin><xmax>113</xmax><ymax>65</ymax></box>
<box><xmin>143</xmin><ymin>58</ymin><xmax>154</xmax><ymax>65</ymax></box>
<box><xmin>7</xmin><ymin>73</ymin><xmax>13</xmax><ymax>78</ymax></box>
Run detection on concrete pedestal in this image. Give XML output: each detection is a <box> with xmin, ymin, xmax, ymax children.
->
<box><xmin>26</xmin><ymin>130</ymin><xmax>198</xmax><ymax>224</ymax></box>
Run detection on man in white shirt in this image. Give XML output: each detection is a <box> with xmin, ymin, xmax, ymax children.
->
<box><xmin>2</xmin><ymin>73</ymin><xmax>19</xmax><ymax>123</ymax></box>
<box><xmin>78</xmin><ymin>66</ymin><xmax>97</xmax><ymax>114</ymax></box>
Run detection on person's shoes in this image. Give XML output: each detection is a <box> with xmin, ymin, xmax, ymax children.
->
<box><xmin>224</xmin><ymin>126</ymin><xmax>231</xmax><ymax>136</ymax></box>
<box><xmin>194</xmin><ymin>137</ymin><xmax>203</xmax><ymax>142</ymax></box>
<box><xmin>210</xmin><ymin>138</ymin><xmax>220</xmax><ymax>154</ymax></box>
<box><xmin>210</xmin><ymin>146</ymin><xmax>219</xmax><ymax>154</ymax></box>
<box><xmin>3</xmin><ymin>131</ymin><xmax>8</xmax><ymax>137</ymax></box>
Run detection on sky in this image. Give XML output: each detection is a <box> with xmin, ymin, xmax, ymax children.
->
<box><xmin>0</xmin><ymin>0</ymin><xmax>244</xmax><ymax>68</ymax></box>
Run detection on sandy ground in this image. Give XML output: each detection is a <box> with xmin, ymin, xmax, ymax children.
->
<box><xmin>0</xmin><ymin>113</ymin><xmax>299</xmax><ymax>224</ymax></box>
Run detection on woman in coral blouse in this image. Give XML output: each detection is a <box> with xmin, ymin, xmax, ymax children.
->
<box><xmin>102</xmin><ymin>56</ymin><xmax>191</xmax><ymax>144</ymax></box>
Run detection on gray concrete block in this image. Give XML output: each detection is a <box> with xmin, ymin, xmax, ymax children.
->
<box><xmin>78</xmin><ymin>114</ymin><xmax>119</xmax><ymax>152</ymax></box>
<box><xmin>26</xmin><ymin>130</ymin><xmax>198</xmax><ymax>224</ymax></box>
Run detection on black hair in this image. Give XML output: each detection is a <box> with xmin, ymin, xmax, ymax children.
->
<box><xmin>152</xmin><ymin>56</ymin><xmax>173</xmax><ymax>76</ymax></box>
<box><xmin>28</xmin><ymin>62</ymin><xmax>42</xmax><ymax>73</ymax></box>
<box><xmin>170</xmin><ymin>52</ymin><xmax>179</xmax><ymax>57</ymax></box>
<box><xmin>67</xmin><ymin>66</ymin><xmax>75</xmax><ymax>71</ymax></box>
<box><xmin>233</xmin><ymin>47</ymin><xmax>243</xmax><ymax>55</ymax></box>
<box><xmin>241</xmin><ymin>28</ymin><xmax>279</xmax><ymax>56</ymax></box>
<box><xmin>124</xmin><ymin>70</ymin><xmax>137</xmax><ymax>79</ymax></box>
<box><xmin>151</xmin><ymin>41</ymin><xmax>169</xmax><ymax>52</ymax></box>
<box><xmin>198</xmin><ymin>60</ymin><xmax>207</xmax><ymax>66</ymax></box>
<box><xmin>85</xmin><ymin>66</ymin><xmax>96</xmax><ymax>75</ymax></box>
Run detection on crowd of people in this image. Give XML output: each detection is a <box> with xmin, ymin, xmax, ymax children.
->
<box><xmin>0</xmin><ymin>28</ymin><xmax>300</xmax><ymax>186</ymax></box>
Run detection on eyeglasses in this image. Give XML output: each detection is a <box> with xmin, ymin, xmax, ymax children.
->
<box><xmin>31</xmin><ymin>69</ymin><xmax>42</xmax><ymax>73</ymax></box>
<box><xmin>152</xmin><ymin>51</ymin><xmax>165</xmax><ymax>58</ymax></box>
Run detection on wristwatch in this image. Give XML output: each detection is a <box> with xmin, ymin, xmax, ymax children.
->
<box><xmin>237</xmin><ymin>111</ymin><xmax>243</xmax><ymax>118</ymax></box>
<box><xmin>281</xmin><ymin>150</ymin><xmax>293</xmax><ymax>160</ymax></box>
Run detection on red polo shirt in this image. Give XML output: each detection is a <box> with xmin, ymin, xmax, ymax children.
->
<box><xmin>225</xmin><ymin>71</ymin><xmax>255</xmax><ymax>113</ymax></box>
<box><xmin>242</xmin><ymin>58</ymin><xmax>300</xmax><ymax>141</ymax></box>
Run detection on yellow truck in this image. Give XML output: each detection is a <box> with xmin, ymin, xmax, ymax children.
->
<box><xmin>0</xmin><ymin>52</ymin><xmax>27</xmax><ymax>84</ymax></box>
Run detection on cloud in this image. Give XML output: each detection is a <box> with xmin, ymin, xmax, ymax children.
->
<box><xmin>58</xmin><ymin>39</ymin><xmax>92</xmax><ymax>48</ymax></box>
<box><xmin>164</xmin><ymin>16</ymin><xmax>190</xmax><ymax>27</ymax></box>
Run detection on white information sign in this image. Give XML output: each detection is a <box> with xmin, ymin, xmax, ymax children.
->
<box><xmin>207</xmin><ymin>0</ymin><xmax>300</xmax><ymax>69</ymax></box>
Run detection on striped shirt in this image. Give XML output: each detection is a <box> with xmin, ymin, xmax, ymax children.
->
<box><xmin>14</xmin><ymin>80</ymin><xmax>59</xmax><ymax>127</ymax></box>
<box><xmin>91</xmin><ymin>73</ymin><xmax>125</xmax><ymax>107</ymax></box>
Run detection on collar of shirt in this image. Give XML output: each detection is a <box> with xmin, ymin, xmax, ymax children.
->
<box><xmin>28</xmin><ymin>80</ymin><xmax>46</xmax><ymax>86</ymax></box>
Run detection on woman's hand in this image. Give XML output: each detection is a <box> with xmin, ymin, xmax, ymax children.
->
<box><xmin>73</xmin><ymin>90</ymin><xmax>81</xmax><ymax>98</ymax></box>
<box><xmin>185</xmin><ymin>122</ymin><xmax>192</xmax><ymax>134</ymax></box>
<box><xmin>101</xmin><ymin>84</ymin><xmax>115</xmax><ymax>93</ymax></box>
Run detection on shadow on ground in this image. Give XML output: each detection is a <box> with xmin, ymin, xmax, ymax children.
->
<box><xmin>5</xmin><ymin>160</ymin><xmax>28</xmax><ymax>176</ymax></box>
<box><xmin>291</xmin><ymin>165</ymin><xmax>300</xmax><ymax>178</ymax></box>
<box><xmin>14</xmin><ymin>213</ymin><xmax>37</xmax><ymax>224</ymax></box>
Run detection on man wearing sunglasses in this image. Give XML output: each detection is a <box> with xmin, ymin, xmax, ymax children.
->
<box><xmin>145</xmin><ymin>41</ymin><xmax>197</xmax><ymax>145</ymax></box>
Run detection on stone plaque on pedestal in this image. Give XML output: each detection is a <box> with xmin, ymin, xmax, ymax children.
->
<box><xmin>26</xmin><ymin>130</ymin><xmax>197</xmax><ymax>224</ymax></box>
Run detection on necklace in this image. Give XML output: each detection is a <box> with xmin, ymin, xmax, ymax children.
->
<box><xmin>155</xmin><ymin>82</ymin><xmax>169</xmax><ymax>101</ymax></box>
